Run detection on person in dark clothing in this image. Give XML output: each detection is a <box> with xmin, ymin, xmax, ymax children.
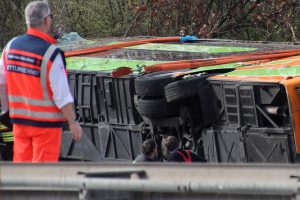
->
<box><xmin>179</xmin><ymin>26</ymin><xmax>199</xmax><ymax>43</ymax></box>
<box><xmin>133</xmin><ymin>139</ymin><xmax>158</xmax><ymax>163</ymax></box>
<box><xmin>165</xmin><ymin>136</ymin><xmax>206</xmax><ymax>162</ymax></box>
<box><xmin>0</xmin><ymin>111</ymin><xmax>13</xmax><ymax>161</ymax></box>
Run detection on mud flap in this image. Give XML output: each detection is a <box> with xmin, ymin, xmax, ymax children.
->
<box><xmin>202</xmin><ymin>129</ymin><xmax>219</xmax><ymax>162</ymax></box>
<box><xmin>60</xmin><ymin>130</ymin><xmax>102</xmax><ymax>161</ymax></box>
<box><xmin>98</xmin><ymin>122</ymin><xmax>143</xmax><ymax>160</ymax></box>
<box><xmin>245</xmin><ymin>132</ymin><xmax>290</xmax><ymax>163</ymax></box>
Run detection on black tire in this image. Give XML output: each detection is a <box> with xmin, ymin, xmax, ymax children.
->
<box><xmin>165</xmin><ymin>75</ymin><xmax>209</xmax><ymax>103</ymax></box>
<box><xmin>135</xmin><ymin>98</ymin><xmax>178</xmax><ymax>118</ymax></box>
<box><xmin>135</xmin><ymin>70</ymin><xmax>185</xmax><ymax>98</ymax></box>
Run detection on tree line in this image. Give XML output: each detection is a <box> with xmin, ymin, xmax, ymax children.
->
<box><xmin>1</xmin><ymin>0</ymin><xmax>300</xmax><ymax>48</ymax></box>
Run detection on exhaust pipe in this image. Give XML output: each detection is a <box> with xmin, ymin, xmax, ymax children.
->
<box><xmin>263</xmin><ymin>106</ymin><xmax>287</xmax><ymax>117</ymax></box>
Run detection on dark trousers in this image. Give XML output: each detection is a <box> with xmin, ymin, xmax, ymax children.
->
<box><xmin>0</xmin><ymin>141</ymin><xmax>13</xmax><ymax>161</ymax></box>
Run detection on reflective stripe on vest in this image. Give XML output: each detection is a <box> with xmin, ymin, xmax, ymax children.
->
<box><xmin>0</xmin><ymin>123</ymin><xmax>13</xmax><ymax>142</ymax></box>
<box><xmin>9</xmin><ymin>96</ymin><xmax>56</xmax><ymax>107</ymax></box>
<box><xmin>10</xmin><ymin>108</ymin><xmax>64</xmax><ymax>119</ymax></box>
<box><xmin>0</xmin><ymin>124</ymin><xmax>12</xmax><ymax>132</ymax></box>
<box><xmin>176</xmin><ymin>150</ymin><xmax>192</xmax><ymax>162</ymax></box>
<box><xmin>40</xmin><ymin>44</ymin><xmax>57</xmax><ymax>100</ymax></box>
<box><xmin>1</xmin><ymin>131</ymin><xmax>13</xmax><ymax>142</ymax></box>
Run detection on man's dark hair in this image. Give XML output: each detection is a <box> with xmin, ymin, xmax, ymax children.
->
<box><xmin>165</xmin><ymin>136</ymin><xmax>179</xmax><ymax>152</ymax></box>
<box><xmin>142</xmin><ymin>139</ymin><xmax>156</xmax><ymax>156</ymax></box>
<box><xmin>180</xmin><ymin>26</ymin><xmax>187</xmax><ymax>32</ymax></box>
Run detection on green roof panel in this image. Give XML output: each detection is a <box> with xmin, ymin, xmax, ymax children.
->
<box><xmin>127</xmin><ymin>43</ymin><xmax>257</xmax><ymax>53</ymax></box>
<box><xmin>66</xmin><ymin>57</ymin><xmax>166</xmax><ymax>71</ymax></box>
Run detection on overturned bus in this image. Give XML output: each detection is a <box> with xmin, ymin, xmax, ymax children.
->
<box><xmin>60</xmin><ymin>36</ymin><xmax>300</xmax><ymax>163</ymax></box>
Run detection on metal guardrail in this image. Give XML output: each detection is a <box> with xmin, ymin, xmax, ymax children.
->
<box><xmin>1</xmin><ymin>162</ymin><xmax>300</xmax><ymax>200</ymax></box>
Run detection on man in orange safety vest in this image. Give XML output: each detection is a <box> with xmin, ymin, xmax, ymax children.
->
<box><xmin>0</xmin><ymin>1</ymin><xmax>82</xmax><ymax>162</ymax></box>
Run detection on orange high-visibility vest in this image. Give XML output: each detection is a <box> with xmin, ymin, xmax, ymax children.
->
<box><xmin>4</xmin><ymin>29</ymin><xmax>66</xmax><ymax>127</ymax></box>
